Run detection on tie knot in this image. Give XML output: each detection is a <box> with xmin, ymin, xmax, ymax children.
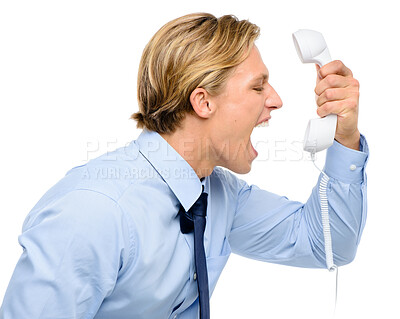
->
<box><xmin>179</xmin><ymin>191</ymin><xmax>208</xmax><ymax>234</ymax></box>
<box><xmin>190</xmin><ymin>192</ymin><xmax>208</xmax><ymax>217</ymax></box>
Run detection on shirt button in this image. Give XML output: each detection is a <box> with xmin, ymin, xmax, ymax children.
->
<box><xmin>193</xmin><ymin>272</ymin><xmax>197</xmax><ymax>281</ymax></box>
<box><xmin>350</xmin><ymin>164</ymin><xmax>357</xmax><ymax>171</ymax></box>
<box><xmin>173</xmin><ymin>315</ymin><xmax>177</xmax><ymax>319</ymax></box>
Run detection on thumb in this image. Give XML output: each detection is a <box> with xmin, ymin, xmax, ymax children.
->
<box><xmin>315</xmin><ymin>64</ymin><xmax>322</xmax><ymax>84</ymax></box>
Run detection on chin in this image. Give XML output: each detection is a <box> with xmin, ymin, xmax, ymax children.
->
<box><xmin>234</xmin><ymin>167</ymin><xmax>252</xmax><ymax>175</ymax></box>
<box><xmin>226</xmin><ymin>162</ymin><xmax>252</xmax><ymax>175</ymax></box>
<box><xmin>218</xmin><ymin>141</ymin><xmax>255</xmax><ymax>174</ymax></box>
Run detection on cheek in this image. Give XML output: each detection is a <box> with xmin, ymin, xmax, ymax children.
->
<box><xmin>213</xmin><ymin>92</ymin><xmax>260</xmax><ymax>137</ymax></box>
<box><xmin>228</xmin><ymin>112</ymin><xmax>250</xmax><ymax>135</ymax></box>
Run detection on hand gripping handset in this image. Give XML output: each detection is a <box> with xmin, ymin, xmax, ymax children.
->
<box><xmin>292</xmin><ymin>30</ymin><xmax>338</xmax><ymax>276</ymax></box>
<box><xmin>292</xmin><ymin>29</ymin><xmax>337</xmax><ymax>153</ymax></box>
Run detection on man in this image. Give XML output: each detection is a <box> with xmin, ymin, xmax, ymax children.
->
<box><xmin>0</xmin><ymin>13</ymin><xmax>368</xmax><ymax>319</ymax></box>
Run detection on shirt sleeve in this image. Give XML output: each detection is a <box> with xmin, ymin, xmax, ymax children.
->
<box><xmin>227</xmin><ymin>134</ymin><xmax>369</xmax><ymax>268</ymax></box>
<box><xmin>0</xmin><ymin>189</ymin><xmax>132</xmax><ymax>319</ymax></box>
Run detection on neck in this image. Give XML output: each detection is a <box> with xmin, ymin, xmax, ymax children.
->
<box><xmin>159</xmin><ymin>116</ymin><xmax>216</xmax><ymax>179</ymax></box>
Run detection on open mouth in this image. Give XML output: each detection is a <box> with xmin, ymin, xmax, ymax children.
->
<box><xmin>249</xmin><ymin>118</ymin><xmax>270</xmax><ymax>157</ymax></box>
<box><xmin>255</xmin><ymin>119</ymin><xmax>270</xmax><ymax>128</ymax></box>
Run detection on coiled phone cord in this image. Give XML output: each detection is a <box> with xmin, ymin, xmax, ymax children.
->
<box><xmin>311</xmin><ymin>152</ymin><xmax>339</xmax><ymax>313</ymax></box>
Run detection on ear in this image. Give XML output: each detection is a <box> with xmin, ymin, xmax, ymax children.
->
<box><xmin>189</xmin><ymin>88</ymin><xmax>214</xmax><ymax>119</ymax></box>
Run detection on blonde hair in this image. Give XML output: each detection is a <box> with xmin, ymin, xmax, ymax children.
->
<box><xmin>131</xmin><ymin>13</ymin><xmax>260</xmax><ymax>133</ymax></box>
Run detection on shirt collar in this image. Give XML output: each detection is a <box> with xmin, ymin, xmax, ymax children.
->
<box><xmin>135</xmin><ymin>129</ymin><xmax>203</xmax><ymax>212</ymax></box>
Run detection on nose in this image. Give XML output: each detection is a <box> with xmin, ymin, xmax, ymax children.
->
<box><xmin>265</xmin><ymin>84</ymin><xmax>283</xmax><ymax>110</ymax></box>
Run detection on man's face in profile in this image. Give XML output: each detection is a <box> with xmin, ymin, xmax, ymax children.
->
<box><xmin>207</xmin><ymin>45</ymin><xmax>283</xmax><ymax>174</ymax></box>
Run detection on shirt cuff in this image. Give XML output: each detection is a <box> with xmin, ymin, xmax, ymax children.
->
<box><xmin>323</xmin><ymin>133</ymin><xmax>369</xmax><ymax>184</ymax></box>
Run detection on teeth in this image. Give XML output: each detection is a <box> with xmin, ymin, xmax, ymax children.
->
<box><xmin>255</xmin><ymin>120</ymin><xmax>269</xmax><ymax>128</ymax></box>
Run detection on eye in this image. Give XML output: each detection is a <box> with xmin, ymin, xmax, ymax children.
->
<box><xmin>253</xmin><ymin>87</ymin><xmax>264</xmax><ymax>92</ymax></box>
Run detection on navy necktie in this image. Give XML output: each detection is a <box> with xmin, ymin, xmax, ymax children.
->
<box><xmin>179</xmin><ymin>186</ymin><xmax>210</xmax><ymax>319</ymax></box>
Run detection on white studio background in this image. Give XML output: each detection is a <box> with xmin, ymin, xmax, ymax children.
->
<box><xmin>0</xmin><ymin>1</ymin><xmax>398</xmax><ymax>318</ymax></box>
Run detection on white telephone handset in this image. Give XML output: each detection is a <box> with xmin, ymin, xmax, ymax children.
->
<box><xmin>292</xmin><ymin>30</ymin><xmax>338</xmax><ymax>277</ymax></box>
<box><xmin>292</xmin><ymin>29</ymin><xmax>337</xmax><ymax>153</ymax></box>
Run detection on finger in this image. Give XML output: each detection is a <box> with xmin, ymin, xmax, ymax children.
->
<box><xmin>317</xmin><ymin>97</ymin><xmax>358</xmax><ymax>118</ymax></box>
<box><xmin>315</xmin><ymin>74</ymin><xmax>359</xmax><ymax>96</ymax></box>
<box><xmin>318</xmin><ymin>60</ymin><xmax>353</xmax><ymax>79</ymax></box>
<box><xmin>316</xmin><ymin>100</ymin><xmax>346</xmax><ymax>118</ymax></box>
<box><xmin>315</xmin><ymin>64</ymin><xmax>322</xmax><ymax>82</ymax></box>
<box><xmin>315</xmin><ymin>66</ymin><xmax>322</xmax><ymax>87</ymax></box>
<box><xmin>316</xmin><ymin>87</ymin><xmax>353</xmax><ymax>106</ymax></box>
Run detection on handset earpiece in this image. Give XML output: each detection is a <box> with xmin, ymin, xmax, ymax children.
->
<box><xmin>292</xmin><ymin>29</ymin><xmax>331</xmax><ymax>67</ymax></box>
<box><xmin>292</xmin><ymin>29</ymin><xmax>337</xmax><ymax>153</ymax></box>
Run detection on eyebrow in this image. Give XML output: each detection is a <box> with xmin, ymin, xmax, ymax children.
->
<box><xmin>251</xmin><ymin>73</ymin><xmax>269</xmax><ymax>84</ymax></box>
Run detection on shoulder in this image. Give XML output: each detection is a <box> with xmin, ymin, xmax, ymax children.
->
<box><xmin>23</xmin><ymin>142</ymin><xmax>143</xmax><ymax>250</ymax></box>
<box><xmin>66</xmin><ymin>140</ymin><xmax>145</xmax><ymax>199</ymax></box>
<box><xmin>31</xmin><ymin>140</ymin><xmax>150</xmax><ymax>211</ymax></box>
<box><xmin>23</xmin><ymin>188</ymin><xmax>125</xmax><ymax>234</ymax></box>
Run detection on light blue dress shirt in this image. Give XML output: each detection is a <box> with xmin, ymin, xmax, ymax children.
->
<box><xmin>0</xmin><ymin>129</ymin><xmax>369</xmax><ymax>319</ymax></box>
